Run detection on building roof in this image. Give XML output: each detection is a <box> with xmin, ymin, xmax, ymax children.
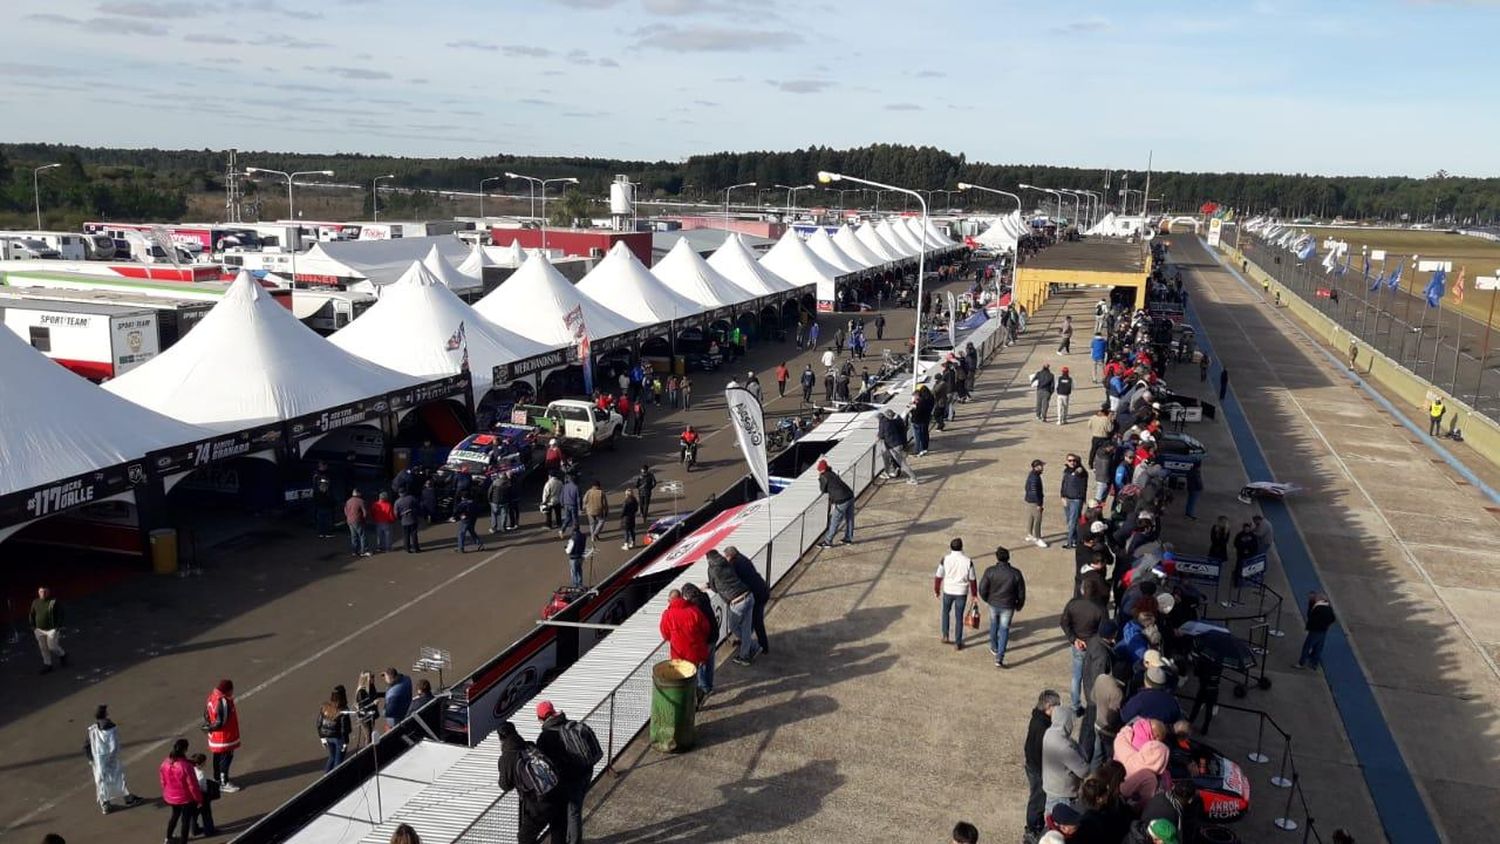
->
<box><xmin>1022</xmin><ymin>238</ymin><xmax>1147</xmax><ymax>274</ymax></box>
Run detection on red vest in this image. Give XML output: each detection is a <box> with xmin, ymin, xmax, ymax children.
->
<box><xmin>205</xmin><ymin>688</ymin><xmax>241</xmax><ymax>752</ymax></box>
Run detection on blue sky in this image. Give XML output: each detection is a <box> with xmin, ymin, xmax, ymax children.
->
<box><xmin>4</xmin><ymin>0</ymin><xmax>1497</xmax><ymax>177</ymax></box>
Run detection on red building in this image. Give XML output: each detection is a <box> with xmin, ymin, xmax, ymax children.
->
<box><xmin>491</xmin><ymin>228</ymin><xmax>653</xmax><ymax>266</ymax></box>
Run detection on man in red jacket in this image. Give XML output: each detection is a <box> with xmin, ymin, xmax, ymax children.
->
<box><xmin>659</xmin><ymin>589</ymin><xmax>709</xmax><ymax>666</ymax></box>
<box><xmin>203</xmin><ymin>680</ymin><xmax>241</xmax><ymax>792</ymax></box>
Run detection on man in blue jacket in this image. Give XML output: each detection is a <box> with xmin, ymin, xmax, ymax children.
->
<box><xmin>1024</xmin><ymin>459</ymin><xmax>1048</xmax><ymax>548</ymax></box>
<box><xmin>1090</xmin><ymin>333</ymin><xmax>1108</xmax><ymax>382</ymax></box>
<box><xmin>382</xmin><ymin>668</ymin><xmax>412</xmax><ymax>729</ymax></box>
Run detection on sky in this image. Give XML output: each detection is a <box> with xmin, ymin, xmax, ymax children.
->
<box><xmin>5</xmin><ymin>0</ymin><xmax>1499</xmax><ymax>177</ymax></box>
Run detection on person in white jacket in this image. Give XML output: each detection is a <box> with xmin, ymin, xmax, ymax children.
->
<box><xmin>87</xmin><ymin>705</ymin><xmax>140</xmax><ymax>814</ymax></box>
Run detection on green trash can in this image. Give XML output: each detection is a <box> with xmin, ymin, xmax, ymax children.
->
<box><xmin>650</xmin><ymin>658</ymin><xmax>698</xmax><ymax>752</ymax></box>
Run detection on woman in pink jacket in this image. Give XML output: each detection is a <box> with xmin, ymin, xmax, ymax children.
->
<box><xmin>158</xmin><ymin>739</ymin><xmax>203</xmax><ymax>844</ymax></box>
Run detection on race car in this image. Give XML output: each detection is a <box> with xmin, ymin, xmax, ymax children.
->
<box><xmin>642</xmin><ymin>513</ymin><xmax>689</xmax><ymax>545</ymax></box>
<box><xmin>430</xmin><ymin>425</ymin><xmax>544</xmax><ymax>516</ymax></box>
<box><xmin>1237</xmin><ymin>481</ymin><xmax>1302</xmax><ymax>504</ymax></box>
<box><xmin>1170</xmin><ymin>738</ymin><xmax>1252</xmax><ymax>822</ymax></box>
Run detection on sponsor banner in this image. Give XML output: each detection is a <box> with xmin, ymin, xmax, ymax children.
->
<box><xmin>724</xmin><ymin>386</ymin><xmax>770</xmax><ymax>496</ymax></box>
<box><xmin>148</xmin><ymin>422</ymin><xmax>285</xmax><ymax>476</ymax></box>
<box><xmin>388</xmin><ymin>372</ymin><xmax>472</xmax><ymax>412</ymax></box>
<box><xmin>634</xmin><ymin>500</ymin><xmax>763</xmax><ymax>579</ymax></box>
<box><xmin>495</xmin><ymin>346</ymin><xmax>579</xmax><ymax>382</ymax></box>
<box><xmin>1170</xmin><ymin>552</ymin><xmax>1222</xmax><ymax>581</ymax></box>
<box><xmin>465</xmin><ymin>638</ymin><xmax>559</xmax><ymax>744</ymax></box>
<box><xmin>1207</xmin><ymin>217</ymin><xmax>1224</xmax><ymax>247</ymax></box>
<box><xmin>286</xmin><ymin>396</ymin><xmax>390</xmax><ymax>441</ymax></box>
<box><xmin>1238</xmin><ymin>552</ymin><xmax>1268</xmax><ymax>581</ymax></box>
<box><xmin>0</xmin><ymin>461</ymin><xmax>149</xmax><ymax>528</ymax></box>
<box><xmin>817</xmin><ymin>299</ymin><xmax>834</xmax><ymax>312</ymax></box>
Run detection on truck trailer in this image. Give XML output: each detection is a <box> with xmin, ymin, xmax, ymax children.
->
<box><xmin>0</xmin><ymin>290</ymin><xmax>209</xmax><ymax>380</ymax></box>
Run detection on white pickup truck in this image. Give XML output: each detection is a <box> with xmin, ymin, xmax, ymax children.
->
<box><xmin>513</xmin><ymin>399</ymin><xmax>626</xmax><ymax>450</ymax></box>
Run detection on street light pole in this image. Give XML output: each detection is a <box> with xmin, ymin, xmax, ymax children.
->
<box><xmin>479</xmin><ymin>175</ymin><xmax>504</xmax><ymax>220</ymax></box>
<box><xmin>774</xmin><ymin>184</ymin><xmax>815</xmax><ymax>218</ymax></box>
<box><xmin>818</xmin><ymin>171</ymin><xmax>928</xmax><ymax>384</ymax></box>
<box><xmin>504</xmin><ymin>172</ymin><xmax>542</xmax><ymax>221</ymax></box>
<box><xmin>32</xmin><ymin>163</ymin><xmax>60</xmax><ymax>229</ymax></box>
<box><xmin>372</xmin><ymin>174</ymin><xmax>395</xmax><ymax>222</ymax></box>
<box><xmin>538</xmin><ymin>176</ymin><xmax>579</xmax><ymax>253</ymax></box>
<box><xmin>722</xmin><ymin>181</ymin><xmax>757</xmax><ymax>231</ymax></box>
<box><xmin>244</xmin><ymin>166</ymin><xmax>334</xmax><ymax>286</ymax></box>
<box><xmin>956</xmin><ymin>182</ymin><xmax>1022</xmax><ymax>212</ymax></box>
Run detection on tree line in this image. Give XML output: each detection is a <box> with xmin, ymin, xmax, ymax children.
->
<box><xmin>2</xmin><ymin>142</ymin><xmax>1496</xmax><ymax>226</ymax></box>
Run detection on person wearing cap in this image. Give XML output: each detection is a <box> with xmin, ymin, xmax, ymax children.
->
<box><xmin>344</xmin><ymin>489</ymin><xmax>370</xmax><ymax>558</ymax></box>
<box><xmin>877</xmin><ymin>408</ymin><xmax>920</xmax><ymax>484</ymax></box>
<box><xmin>1059</xmin><ymin>454</ymin><xmax>1089</xmax><ymax>548</ymax></box>
<box><xmin>1054</xmin><ymin>366</ymin><xmax>1075</xmax><ymax>425</ymax></box>
<box><xmin>534</xmin><ymin>701</ymin><xmax>592</xmax><ymax>843</ymax></box>
<box><xmin>1029</xmin><ymin>363</ymin><xmax>1055</xmax><ymax>422</ymax></box>
<box><xmin>496</xmin><ymin>720</ymin><xmax>566</xmax><ymax>843</ymax></box>
<box><xmin>1041</xmin><ymin>705</ymin><xmax>1088</xmax><ymax>817</ymax></box>
<box><xmin>934</xmin><ymin>538</ymin><xmax>979</xmax><ymax>650</ymax></box>
<box><xmin>1024</xmin><ymin>690</ymin><xmax>1062</xmax><ymax>838</ymax></box>
<box><xmin>977</xmin><ymin>546</ymin><xmax>1026</xmax><ymax>666</ymax></box>
<box><xmin>1024</xmin><ymin>459</ymin><xmax>1048</xmax><ymax>548</ymax></box>
<box><xmin>817</xmin><ymin>459</ymin><xmax>856</xmax><ymax>546</ymax></box>
<box><xmin>1121</xmin><ymin>665</ymin><xmax>1183</xmax><ymax>726</ymax></box>
<box><xmin>1126</xmin><ymin>816</ymin><xmax>1181</xmax><ymax>844</ymax></box>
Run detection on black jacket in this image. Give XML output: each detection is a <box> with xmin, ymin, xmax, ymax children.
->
<box><xmin>537</xmin><ymin>713</ymin><xmax>589</xmax><ymax>784</ymax></box>
<box><xmin>497</xmin><ymin>732</ymin><xmax>558</xmax><ymax>813</ymax></box>
<box><xmin>819</xmin><ymin>470</ymin><xmax>854</xmax><ymax>504</ymax></box>
<box><xmin>1081</xmin><ymin>633</ymin><xmax>1114</xmax><ymax>696</ymax></box>
<box><xmin>1056</xmin><ymin>374</ymin><xmax>1074</xmax><ymax>396</ymax></box>
<box><xmin>1024</xmin><ymin>706</ymin><xmax>1050</xmax><ymax>771</ymax></box>
<box><xmin>1032</xmin><ymin>368</ymin><xmax>1055</xmax><ymax>393</ymax></box>
<box><xmin>1306</xmin><ymin>601</ymin><xmax>1336</xmax><ymax>632</ymax></box>
<box><xmin>1024</xmin><ymin>470</ymin><xmax>1045</xmax><ymax>505</ymax></box>
<box><xmin>977</xmin><ymin>562</ymin><xmax>1026</xmax><ymax>610</ymax></box>
<box><xmin>730</xmin><ymin>552</ymin><xmax>771</xmax><ymax>602</ymax></box>
<box><xmin>706</xmin><ymin>555</ymin><xmax>750</xmax><ymax>603</ymax></box>
<box><xmin>878</xmin><ymin>414</ymin><xmax>908</xmax><ymax>449</ymax></box>
<box><xmin>1060</xmin><ymin>466</ymin><xmax>1090</xmax><ymax>501</ymax></box>
<box><xmin>1060</xmin><ymin>596</ymin><xmax>1105</xmax><ymax>642</ymax></box>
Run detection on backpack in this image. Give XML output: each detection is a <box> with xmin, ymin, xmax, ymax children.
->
<box><xmin>559</xmin><ymin>720</ymin><xmax>603</xmax><ymax>769</ymax></box>
<box><xmin>513</xmin><ymin>745</ymin><xmax>560</xmax><ymax>800</ymax></box>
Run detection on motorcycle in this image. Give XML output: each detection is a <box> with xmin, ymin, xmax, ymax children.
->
<box><xmin>680</xmin><ymin>438</ymin><xmax>699</xmax><ymax>470</ymax></box>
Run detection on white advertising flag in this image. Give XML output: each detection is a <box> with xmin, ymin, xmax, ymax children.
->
<box><xmin>724</xmin><ymin>385</ymin><xmax>770</xmax><ymax>496</ymax></box>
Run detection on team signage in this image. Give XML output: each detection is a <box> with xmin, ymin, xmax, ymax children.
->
<box><xmin>496</xmin><ymin>346</ymin><xmax>580</xmax><ymax>382</ymax></box>
<box><xmin>147</xmin><ymin>422</ymin><xmax>286</xmax><ymax>476</ymax></box>
<box><xmin>0</xmin><ymin>462</ymin><xmax>148</xmax><ymax>528</ymax></box>
<box><xmin>388</xmin><ymin>373</ymin><xmax>471</xmax><ymax>412</ymax></box>
<box><xmin>287</xmin><ymin>396</ymin><xmax>389</xmax><ymax>440</ymax></box>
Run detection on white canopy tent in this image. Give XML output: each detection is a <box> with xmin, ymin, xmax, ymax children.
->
<box><xmin>899</xmin><ymin>217</ymin><xmax>944</xmax><ymax>253</ymax></box>
<box><xmin>805</xmin><ymin>227</ymin><xmax>868</xmax><ymax>273</ymax></box>
<box><xmin>329</xmin><ymin>261</ymin><xmax>552</xmax><ymax>401</ymax></box>
<box><xmin>296</xmin><ymin>236</ymin><xmax>473</xmax><ymax>289</ymax></box>
<box><xmin>577</xmin><ymin>242</ymin><xmax>704</xmax><ymax>326</ymax></box>
<box><xmin>976</xmin><ymin>214</ymin><xmax>1019</xmax><ymax>249</ymax></box>
<box><xmin>456</xmin><ymin>242</ymin><xmax>497</xmax><ymax>284</ymax></box>
<box><xmin>420</xmin><ymin>244</ymin><xmax>482</xmax><ymax>295</ymax></box>
<box><xmin>104</xmin><ymin>273</ymin><xmax>419</xmax><ymax>431</ymax></box>
<box><xmin>0</xmin><ymin>325</ymin><xmax>210</xmax><ymax>539</ymax></box>
<box><xmin>759</xmin><ymin>229</ymin><xmax>847</xmax><ymax>308</ymax></box>
<box><xmin>651</xmin><ymin>238</ymin><xmax>758</xmax><ymax>308</ymax></box>
<box><xmin>482</xmin><ymin>239</ymin><xmax>528</xmax><ymax>268</ymax></box>
<box><xmin>855</xmin><ymin>223</ymin><xmax>907</xmax><ymax>263</ymax></box>
<box><xmin>833</xmin><ymin>224</ymin><xmax>889</xmax><ymax>269</ymax></box>
<box><xmin>1086</xmin><ymin>212</ymin><xmax>1119</xmax><ymax>236</ymax></box>
<box><xmin>472</xmin><ymin>253</ymin><xmax>643</xmax><ymax>348</ymax></box>
<box><xmin>872</xmin><ymin>220</ymin><xmax>918</xmax><ymax>258</ymax></box>
<box><xmin>921</xmin><ymin>218</ymin><xmax>958</xmax><ymax>248</ymax></box>
<box><xmin>882</xmin><ymin>218</ymin><xmax>928</xmax><ymax>255</ymax></box>
<box><xmin>707</xmin><ymin>233</ymin><xmax>802</xmax><ymax>298</ymax></box>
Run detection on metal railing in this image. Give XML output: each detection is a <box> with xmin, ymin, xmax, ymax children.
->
<box><xmin>1236</xmin><ymin>236</ymin><xmax>1499</xmax><ymax>421</ymax></box>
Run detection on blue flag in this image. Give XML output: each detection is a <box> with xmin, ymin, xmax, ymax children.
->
<box><xmin>1295</xmin><ymin>237</ymin><xmax>1315</xmax><ymax>262</ymax></box>
<box><xmin>1337</xmin><ymin>251</ymin><xmax>1351</xmax><ymax>277</ymax></box>
<box><xmin>1424</xmin><ymin>267</ymin><xmax>1447</xmax><ymax>307</ymax></box>
<box><xmin>1364</xmin><ymin>256</ymin><xmax>1376</xmax><ymax>291</ymax></box>
<box><xmin>1386</xmin><ymin>262</ymin><xmax>1403</xmax><ymax>291</ymax></box>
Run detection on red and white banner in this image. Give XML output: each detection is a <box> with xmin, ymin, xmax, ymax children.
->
<box><xmin>634</xmin><ymin>500</ymin><xmax>763</xmax><ymax>579</ymax></box>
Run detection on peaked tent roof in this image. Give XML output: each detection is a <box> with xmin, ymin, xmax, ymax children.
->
<box><xmin>898</xmin><ymin>217</ymin><xmax>940</xmax><ymax>253</ymax></box>
<box><xmin>976</xmin><ymin>214</ymin><xmax>1019</xmax><ymax>249</ymax></box>
<box><xmin>1086</xmin><ymin>212</ymin><xmax>1118</xmax><ymax>236</ymax></box>
<box><xmin>876</xmin><ymin>220</ymin><xmax>924</xmax><ymax>256</ymax></box>
<box><xmin>1005</xmin><ymin>211</ymin><xmax>1029</xmax><ymax>239</ymax></box>
<box><xmin>855</xmin><ymin>223</ymin><xmax>907</xmax><ymax>263</ymax></box>
<box><xmin>916</xmin><ymin>218</ymin><xmax>957</xmax><ymax>249</ymax></box>
<box><xmin>759</xmin><ymin>228</ymin><xmax>848</xmax><ymax>288</ymax></box>
<box><xmin>472</xmin><ymin>250</ymin><xmax>643</xmax><ymax>347</ymax></box>
<box><xmin>0</xmin><ymin>326</ymin><xmax>210</xmax><ymax>498</ymax></box>
<box><xmin>457</xmin><ymin>241</ymin><xmax>497</xmax><ymax>283</ymax></box>
<box><xmin>805</xmin><ymin>227</ymin><xmax>868</xmax><ymax>273</ymax></box>
<box><xmin>875</xmin><ymin>219</ymin><xmax>921</xmax><ymax>257</ymax></box>
<box><xmin>297</xmin><ymin>236</ymin><xmax>471</xmax><ymax>287</ymax></box>
<box><xmin>422</xmin><ymin>244</ymin><xmax>482</xmax><ymax>294</ymax></box>
<box><xmin>481</xmin><ymin>239</ymin><xmax>528</xmax><ymax>268</ymax></box>
<box><xmin>329</xmin><ymin>261</ymin><xmax>551</xmax><ymax>393</ymax></box>
<box><xmin>706</xmin><ymin>233</ymin><xmax>801</xmax><ymax>296</ymax></box>
<box><xmin>577</xmin><ymin>241</ymin><xmax>705</xmax><ymax>325</ymax></box>
<box><xmin>651</xmin><ymin>238</ymin><xmax>757</xmax><ymax>308</ymax></box>
<box><xmin>104</xmin><ymin>272</ymin><xmax>419</xmax><ymax>431</ymax></box>
<box><xmin>833</xmin><ymin>224</ymin><xmax>888</xmax><ymax>268</ymax></box>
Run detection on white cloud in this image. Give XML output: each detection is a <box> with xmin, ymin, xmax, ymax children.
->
<box><xmin>306</xmin><ymin>65</ymin><xmax>393</xmax><ymax>80</ymax></box>
<box><xmin>447</xmin><ymin>39</ymin><xmax>498</xmax><ymax>51</ymax></box>
<box><xmin>1051</xmin><ymin>16</ymin><xmax>1110</xmax><ymax>34</ymax></box>
<box><xmin>768</xmin><ymin>78</ymin><xmax>833</xmax><ymax>93</ymax></box>
<box><xmin>885</xmin><ymin>102</ymin><xmax>922</xmax><ymax>111</ymax></box>
<box><xmin>98</xmin><ymin>1</ymin><xmax>205</xmax><ymax>15</ymax></box>
<box><xmin>635</xmin><ymin>24</ymin><xmax>801</xmax><ymax>51</ymax></box>
<box><xmin>503</xmin><ymin>45</ymin><xmax>554</xmax><ymax>57</ymax></box>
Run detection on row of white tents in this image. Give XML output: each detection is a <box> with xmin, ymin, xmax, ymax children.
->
<box><xmin>0</xmin><ymin>216</ymin><xmax>960</xmax><ymax>538</ymax></box>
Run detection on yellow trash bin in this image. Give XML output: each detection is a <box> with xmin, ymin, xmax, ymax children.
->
<box><xmin>149</xmin><ymin>528</ymin><xmax>179</xmax><ymax>574</ymax></box>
